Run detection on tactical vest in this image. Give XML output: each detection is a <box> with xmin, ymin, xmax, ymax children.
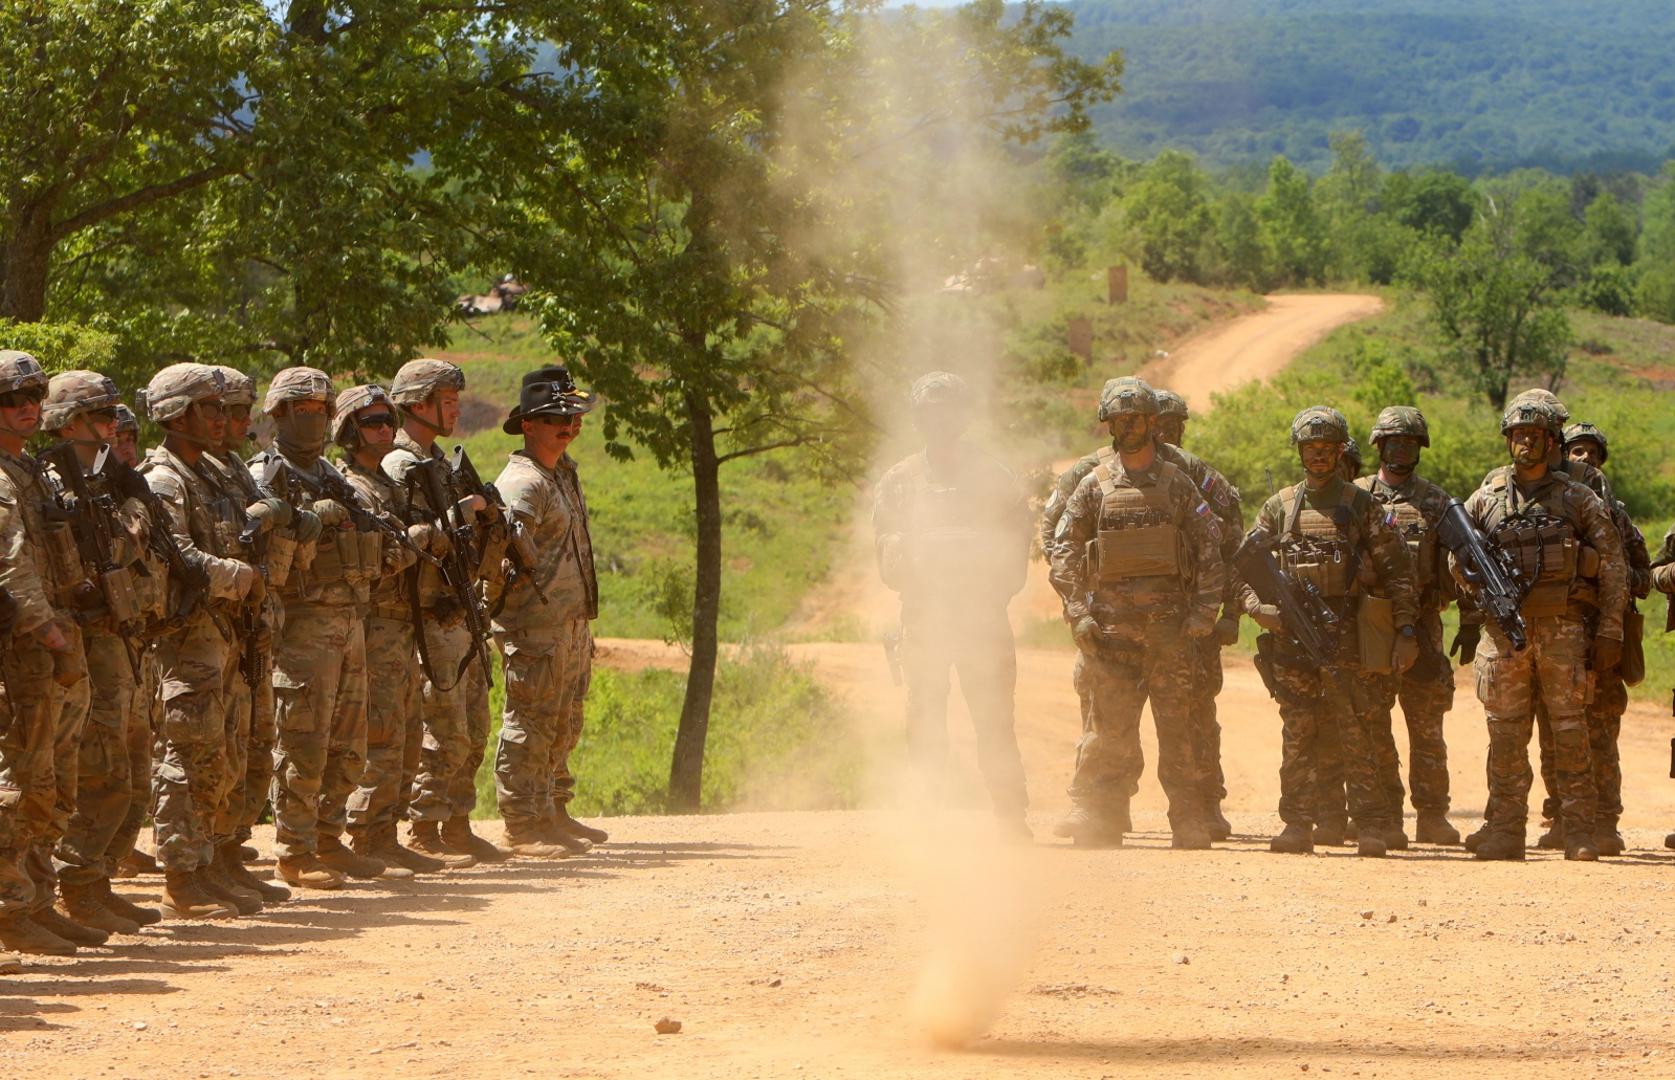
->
<box><xmin>220</xmin><ymin>452</ymin><xmax>297</xmax><ymax>588</ymax></box>
<box><xmin>1482</xmin><ymin>472</ymin><xmax>1580</xmax><ymax>619</ymax></box>
<box><xmin>141</xmin><ymin>451</ymin><xmax>231</xmax><ymax>623</ymax></box>
<box><xmin>1368</xmin><ymin>486</ymin><xmax>1436</xmax><ymax>592</ymax></box>
<box><xmin>2</xmin><ymin>452</ymin><xmax>95</xmax><ymax>615</ymax></box>
<box><xmin>1277</xmin><ymin>482</ymin><xmax>1358</xmax><ymax>598</ymax></box>
<box><xmin>1087</xmin><ymin>459</ymin><xmax>1186</xmax><ymax>592</ymax></box>
<box><xmin>898</xmin><ymin>455</ymin><xmax>1024</xmax><ymax>602</ymax></box>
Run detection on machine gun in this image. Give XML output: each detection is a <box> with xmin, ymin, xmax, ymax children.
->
<box><xmin>411</xmin><ymin>456</ymin><xmax>495</xmax><ymax>689</ymax></box>
<box><xmin>40</xmin><ymin>443</ymin><xmax>144</xmax><ymax>673</ymax></box>
<box><xmin>1435</xmin><ymin>499</ymin><xmax>1528</xmax><ymax>651</ymax></box>
<box><xmin>449</xmin><ymin>445</ymin><xmax>548</xmax><ymax>607</ymax></box>
<box><xmin>103</xmin><ymin>456</ymin><xmax>209</xmax><ymax>628</ymax></box>
<box><xmin>1233</xmin><ymin>525</ymin><xmax>1343</xmax><ymax>671</ymax></box>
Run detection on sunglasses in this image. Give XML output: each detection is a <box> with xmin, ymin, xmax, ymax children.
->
<box><xmin>0</xmin><ymin>388</ymin><xmax>45</xmax><ymax>408</ymax></box>
<box><xmin>356</xmin><ymin>412</ymin><xmax>396</xmax><ymax>429</ymax></box>
<box><xmin>87</xmin><ymin>407</ymin><xmax>119</xmax><ymax>425</ymax></box>
<box><xmin>534</xmin><ymin>414</ymin><xmax>583</xmax><ymax>428</ymax></box>
<box><xmin>193</xmin><ymin>400</ymin><xmax>227</xmax><ymax>419</ymax></box>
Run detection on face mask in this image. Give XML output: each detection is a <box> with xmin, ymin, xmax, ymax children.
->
<box><xmin>276</xmin><ymin>410</ymin><xmax>330</xmax><ymax>462</ymax></box>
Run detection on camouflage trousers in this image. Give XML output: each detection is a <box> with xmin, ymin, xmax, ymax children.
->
<box><xmin>1190</xmin><ymin>636</ymin><xmax>1226</xmax><ymax>803</ymax></box>
<box><xmin>1263</xmin><ymin>634</ymin><xmax>1392</xmax><ymax>832</ymax></box>
<box><xmin>1535</xmin><ymin>667</ymin><xmax>1625</xmax><ymax>828</ymax></box>
<box><xmin>901</xmin><ymin>603</ymin><xmax>1027</xmax><ymax>817</ymax></box>
<box><xmin>1474</xmin><ymin>618</ymin><xmax>1594</xmax><ymax>839</ymax></box>
<box><xmin>110</xmin><ymin>648</ymin><xmax>159</xmax><ymax>865</ymax></box>
<box><xmin>554</xmin><ymin>625</ymin><xmax>595</xmax><ymax>809</ymax></box>
<box><xmin>1070</xmin><ymin>614</ymin><xmax>1203</xmax><ymax>829</ymax></box>
<box><xmin>493</xmin><ymin>620</ymin><xmax>592</xmax><ymax>835</ymax></box>
<box><xmin>153</xmin><ymin>615</ymin><xmax>232</xmax><ymax>873</ymax></box>
<box><xmin>56</xmin><ymin>629</ymin><xmax>141</xmax><ymax>886</ymax></box>
<box><xmin>457</xmin><ymin>656</ymin><xmax>490</xmax><ymax>820</ymax></box>
<box><xmin>0</xmin><ymin>640</ymin><xmax>55</xmax><ymax>917</ymax></box>
<box><xmin>213</xmin><ymin>638</ymin><xmax>251</xmax><ymax>849</ymax></box>
<box><xmin>408</xmin><ymin>617</ymin><xmax>473</xmax><ymax>824</ymax></box>
<box><xmin>347</xmin><ymin>615</ymin><xmax>420</xmax><ymax>839</ymax></box>
<box><xmin>22</xmin><ymin>627</ymin><xmax>89</xmax><ymax>911</ymax></box>
<box><xmin>270</xmin><ymin>604</ymin><xmax>367</xmax><ymax>859</ymax></box>
<box><xmin>230</xmin><ymin>607</ymin><xmax>280</xmax><ymax>844</ymax></box>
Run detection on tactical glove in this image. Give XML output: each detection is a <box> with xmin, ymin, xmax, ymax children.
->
<box><xmin>309</xmin><ymin>499</ymin><xmax>352</xmax><ymax>529</ymax></box>
<box><xmin>1393</xmin><ymin>629</ymin><xmax>1420</xmax><ymax>674</ymax></box>
<box><xmin>243</xmin><ymin>496</ymin><xmax>292</xmax><ymax>534</ymax></box>
<box><xmin>1072</xmin><ymin>616</ymin><xmax>1102</xmax><ymax>655</ymax></box>
<box><xmin>1449</xmin><ymin>624</ymin><xmax>1480</xmax><ymax>666</ymax></box>
<box><xmin>1214</xmin><ymin>613</ymin><xmax>1242</xmax><ymax>648</ymax></box>
<box><xmin>1591</xmin><ymin>635</ymin><xmax>1623</xmax><ymax>672</ymax></box>
<box><xmin>1251</xmin><ymin>604</ymin><xmax>1284</xmax><ymax>633</ymax></box>
<box><xmin>291</xmin><ymin>509</ymin><xmax>323</xmax><ymax>544</ymax></box>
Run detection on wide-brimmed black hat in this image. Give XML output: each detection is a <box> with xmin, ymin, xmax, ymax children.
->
<box><xmin>503</xmin><ymin>364</ymin><xmax>598</xmax><ymax>434</ymax></box>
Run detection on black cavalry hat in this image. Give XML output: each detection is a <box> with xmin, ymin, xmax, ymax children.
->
<box><xmin>502</xmin><ymin>364</ymin><xmax>598</xmax><ymax>435</ymax></box>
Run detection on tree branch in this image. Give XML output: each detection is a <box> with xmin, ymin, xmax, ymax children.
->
<box><xmin>50</xmin><ymin>164</ymin><xmax>236</xmax><ymax>242</ymax></box>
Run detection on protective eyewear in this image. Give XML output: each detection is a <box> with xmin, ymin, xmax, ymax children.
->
<box><xmin>0</xmin><ymin>387</ymin><xmax>45</xmax><ymax>408</ymax></box>
<box><xmin>356</xmin><ymin>412</ymin><xmax>397</xmax><ymax>429</ymax></box>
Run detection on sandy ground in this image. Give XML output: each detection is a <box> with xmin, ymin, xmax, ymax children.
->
<box><xmin>16</xmin><ymin>291</ymin><xmax>1675</xmax><ymax>1079</ymax></box>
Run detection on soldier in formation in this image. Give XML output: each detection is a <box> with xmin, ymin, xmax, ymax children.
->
<box><xmin>0</xmin><ymin>352</ymin><xmax>611</xmax><ymax>962</ymax></box>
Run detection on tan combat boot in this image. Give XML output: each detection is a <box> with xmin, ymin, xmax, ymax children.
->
<box><xmin>196</xmin><ymin>864</ymin><xmax>262</xmax><ymax>915</ymax></box>
<box><xmin>31</xmin><ymin>903</ymin><xmax>111</xmax><ymax>946</ymax></box>
<box><xmin>1414</xmin><ymin>812</ymin><xmax>1462</xmax><ymax>846</ymax></box>
<box><xmin>318</xmin><ymin>833</ymin><xmax>399</xmax><ymax>879</ymax></box>
<box><xmin>58</xmin><ymin>879</ymin><xmax>140</xmax><ymax>936</ymax></box>
<box><xmin>344</xmin><ymin>832</ymin><xmax>415</xmax><ymax>880</ymax></box>
<box><xmin>216</xmin><ymin>843</ymin><xmax>290</xmax><ymax>903</ymax></box>
<box><xmin>0</xmin><ymin>913</ymin><xmax>77</xmax><ymax>956</ymax></box>
<box><xmin>552</xmin><ymin>806</ymin><xmax>609</xmax><ymax>845</ymax></box>
<box><xmin>366</xmin><ymin>824</ymin><xmax>445</xmax><ymax>874</ymax></box>
<box><xmin>162</xmin><ymin>870</ymin><xmax>239</xmax><ymax>919</ymax></box>
<box><xmin>538</xmin><ymin>819</ymin><xmax>592</xmax><ymax>855</ymax></box>
<box><xmin>441</xmin><ymin>817</ymin><xmax>508</xmax><ymax>863</ymax></box>
<box><xmin>275</xmin><ymin>853</ymin><xmax>345</xmax><ymax>890</ymax></box>
<box><xmin>115</xmin><ymin>849</ymin><xmax>160</xmax><ymax>878</ymax></box>
<box><xmin>98</xmin><ymin>878</ymin><xmax>162</xmax><ymax>927</ymax></box>
<box><xmin>408</xmin><ymin>821</ymin><xmax>475</xmax><ymax>868</ymax></box>
<box><xmin>504</xmin><ymin>825</ymin><xmax>571</xmax><ymax>859</ymax></box>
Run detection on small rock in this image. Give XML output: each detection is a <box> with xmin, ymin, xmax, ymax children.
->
<box><xmin>1386</xmin><ymin>915</ymin><xmax>1398</xmax><ymax>924</ymax></box>
<box><xmin>1359</xmin><ymin>910</ymin><xmax>1374</xmax><ymax>920</ymax></box>
<box><xmin>769</xmin><ymin>978</ymin><xmax>782</xmax><ymax>988</ymax></box>
<box><xmin>655</xmin><ymin>1017</ymin><xmax>682</xmax><ymax>1035</ymax></box>
<box><xmin>1173</xmin><ymin>954</ymin><xmax>1190</xmax><ymax>966</ymax></box>
<box><xmin>133</xmin><ymin>1021</ymin><xmax>148</xmax><ymax>1031</ymax></box>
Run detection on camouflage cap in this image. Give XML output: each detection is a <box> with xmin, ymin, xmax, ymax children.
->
<box><xmin>1508</xmin><ymin>387</ymin><xmax>1569</xmax><ymax>425</ymax></box>
<box><xmin>1369</xmin><ymin>405</ymin><xmax>1430</xmax><ymax>447</ymax></box>
<box><xmin>1154</xmin><ymin>388</ymin><xmax>1189</xmax><ymax>420</ymax></box>
<box><xmin>331</xmin><ymin>383</ymin><xmax>395</xmax><ymax>447</ymax></box>
<box><xmin>0</xmin><ymin>350</ymin><xmax>49</xmax><ymax>396</ymax></box>
<box><xmin>262</xmin><ymin>366</ymin><xmax>335</xmax><ymax>415</ymax></box>
<box><xmin>142</xmin><ymin>363</ymin><xmax>226</xmax><ymax>423</ymax></box>
<box><xmin>1563</xmin><ymin>421</ymin><xmax>1609</xmax><ymax>462</ymax></box>
<box><xmin>41</xmin><ymin>370</ymin><xmax>122</xmax><ymax>431</ymax></box>
<box><xmin>213</xmin><ymin>365</ymin><xmax>257</xmax><ymax>407</ymax></box>
<box><xmin>909</xmin><ymin>371</ymin><xmax>969</xmax><ymax>410</ymax></box>
<box><xmin>1500</xmin><ymin>398</ymin><xmax>1560</xmax><ymax>437</ymax></box>
<box><xmin>390</xmin><ymin>358</ymin><xmax>465</xmax><ymax>405</ymax></box>
<box><xmin>1290</xmin><ymin>405</ymin><xmax>1349</xmax><ymax>446</ymax></box>
<box><xmin>113</xmin><ymin>403</ymin><xmax>139</xmax><ymax>434</ymax></box>
<box><xmin>1097</xmin><ymin>376</ymin><xmax>1158</xmax><ymax>421</ymax></box>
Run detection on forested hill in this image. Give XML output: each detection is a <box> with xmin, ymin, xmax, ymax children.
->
<box><xmin>1059</xmin><ymin>0</ymin><xmax>1675</xmax><ymax>175</ymax></box>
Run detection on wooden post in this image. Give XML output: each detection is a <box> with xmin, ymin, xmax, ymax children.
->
<box><xmin>1067</xmin><ymin>317</ymin><xmax>1093</xmax><ymax>363</ymax></box>
<box><xmin>1107</xmin><ymin>264</ymin><xmax>1128</xmax><ymax>305</ymax></box>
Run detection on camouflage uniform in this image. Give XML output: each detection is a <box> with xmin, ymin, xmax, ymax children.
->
<box><xmin>1042</xmin><ymin>387</ymin><xmax>1242</xmax><ymax>830</ymax></box>
<box><xmin>874</xmin><ymin>372</ymin><xmax>1030</xmax><ymax>827</ymax></box>
<box><xmin>1047</xmin><ymin>381</ymin><xmax>1225</xmax><ymax>846</ymax></box>
<box><xmin>1241</xmin><ymin>408</ymin><xmax>1419</xmax><ymax>854</ymax></box>
<box><xmin>1458</xmin><ymin>401</ymin><xmax>1626</xmax><ymax>860</ymax></box>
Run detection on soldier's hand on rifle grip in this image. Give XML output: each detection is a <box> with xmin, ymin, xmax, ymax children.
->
<box><xmin>292</xmin><ymin>508</ymin><xmax>323</xmax><ymax>544</ymax></box>
<box><xmin>1449</xmin><ymin>623</ymin><xmax>1480</xmax><ymax>666</ymax></box>
<box><xmin>1252</xmin><ymin>604</ymin><xmax>1284</xmax><ymax>633</ymax></box>
<box><xmin>244</xmin><ymin>496</ymin><xmax>293</xmax><ymax>534</ymax></box>
<box><xmin>1592</xmin><ymin>634</ymin><xmax>1623</xmax><ymax>672</ymax></box>
<box><xmin>457</xmin><ymin>493</ymin><xmax>487</xmax><ymax>519</ymax></box>
<box><xmin>410</xmin><ymin>522</ymin><xmax>449</xmax><ymax>556</ymax></box>
<box><xmin>39</xmin><ymin>621</ymin><xmax>84</xmax><ymax>687</ymax></box>
<box><xmin>309</xmin><ymin>499</ymin><xmax>352</xmax><ymax>529</ymax></box>
<box><xmin>1072</xmin><ymin>616</ymin><xmax>1102</xmax><ymax>656</ymax></box>
<box><xmin>1393</xmin><ymin>627</ymin><xmax>1420</xmax><ymax>674</ymax></box>
<box><xmin>1183</xmin><ymin>608</ymin><xmax>1218</xmax><ymax>640</ymax></box>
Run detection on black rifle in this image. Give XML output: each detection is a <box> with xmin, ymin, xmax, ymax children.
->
<box><xmin>1233</xmin><ymin>525</ymin><xmax>1343</xmax><ymax>670</ymax></box>
<box><xmin>412</xmin><ymin>456</ymin><xmax>494</xmax><ymax>689</ymax></box>
<box><xmin>41</xmin><ymin>443</ymin><xmax>143</xmax><ymax>674</ymax></box>
<box><xmin>103</xmin><ymin>456</ymin><xmax>209</xmax><ymax>628</ymax></box>
<box><xmin>266</xmin><ymin>455</ymin><xmax>442</xmax><ymax>569</ymax></box>
<box><xmin>1435</xmin><ymin>498</ymin><xmax>1528</xmax><ymax>651</ymax></box>
<box><xmin>450</xmin><ymin>445</ymin><xmax>548</xmax><ymax>606</ymax></box>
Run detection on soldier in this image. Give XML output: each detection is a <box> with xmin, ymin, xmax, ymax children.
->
<box><xmin>1243</xmin><ymin>406</ymin><xmax>1420</xmax><ymax>858</ymax></box>
<box><xmin>382</xmin><ymin>359</ymin><xmax>506</xmax><ymax>865</ymax></box>
<box><xmin>873</xmin><ymin>372</ymin><xmax>1030</xmax><ymax>838</ymax></box>
<box><xmin>139</xmin><ymin>363</ymin><xmax>268</xmax><ymax>917</ymax></box>
<box><xmin>333</xmin><ymin>384</ymin><xmax>449</xmax><ymax>873</ymax></box>
<box><xmin>254</xmin><ymin>367</ymin><xmax>405</xmax><ymax>886</ymax></box>
<box><xmin>1048</xmin><ymin>378</ymin><xmax>1225</xmax><ymax>848</ymax></box>
<box><xmin>1455</xmin><ymin>400</ymin><xmax>1626</xmax><ymax>861</ymax></box>
<box><xmin>41</xmin><ymin>372</ymin><xmax>165</xmax><ymax>933</ymax></box>
<box><xmin>1339</xmin><ymin>437</ymin><xmax>1364</xmax><ymax>482</ymax></box>
<box><xmin>491</xmin><ymin>365</ymin><xmax>606</xmax><ymax>856</ymax></box>
<box><xmin>1561</xmin><ymin>421</ymin><xmax>1649</xmax><ymax>857</ymax></box>
<box><xmin>1352</xmin><ymin>407</ymin><xmax>1461</xmax><ymax>845</ymax></box>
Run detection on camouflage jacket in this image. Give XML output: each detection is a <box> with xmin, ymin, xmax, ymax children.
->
<box><xmin>1355</xmin><ymin>470</ymin><xmax>1456</xmax><ymax>608</ymax></box>
<box><xmin>342</xmin><ymin>458</ymin><xmax>420</xmax><ymax>615</ymax></box>
<box><xmin>492</xmin><ymin>450</ymin><xmax>598</xmax><ymax>635</ymax></box>
<box><xmin>0</xmin><ymin>465</ymin><xmax>55</xmax><ymax>637</ymax></box>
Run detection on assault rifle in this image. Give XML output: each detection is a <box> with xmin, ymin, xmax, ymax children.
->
<box><xmin>103</xmin><ymin>456</ymin><xmax>208</xmax><ymax>628</ymax></box>
<box><xmin>41</xmin><ymin>443</ymin><xmax>143</xmax><ymax>673</ymax></box>
<box><xmin>449</xmin><ymin>445</ymin><xmax>548</xmax><ymax>607</ymax></box>
<box><xmin>267</xmin><ymin>456</ymin><xmax>441</xmax><ymax>569</ymax></box>
<box><xmin>1435</xmin><ymin>499</ymin><xmax>1528</xmax><ymax>651</ymax></box>
<box><xmin>412</xmin><ymin>456</ymin><xmax>494</xmax><ymax>689</ymax></box>
<box><xmin>1233</xmin><ymin>525</ymin><xmax>1343</xmax><ymax>670</ymax></box>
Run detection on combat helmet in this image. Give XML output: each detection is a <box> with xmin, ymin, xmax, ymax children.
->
<box><xmin>0</xmin><ymin>350</ymin><xmax>49</xmax><ymax>399</ymax></box>
<box><xmin>1508</xmin><ymin>388</ymin><xmax>1568</xmax><ymax>426</ymax></box>
<box><xmin>1369</xmin><ymin>405</ymin><xmax>1430</xmax><ymax>448</ymax></box>
<box><xmin>1154</xmin><ymin>388</ymin><xmax>1189</xmax><ymax>421</ymax></box>
<box><xmin>331</xmin><ymin>384</ymin><xmax>396</xmax><ymax>448</ymax></box>
<box><xmin>390</xmin><ymin>358</ymin><xmax>464</xmax><ymax>405</ymax></box>
<box><xmin>909</xmin><ymin>371</ymin><xmax>969</xmax><ymax>410</ymax></box>
<box><xmin>1563</xmin><ymin>421</ymin><xmax>1609</xmax><ymax>463</ymax></box>
<box><xmin>41</xmin><ymin>371</ymin><xmax>121</xmax><ymax>432</ymax></box>
<box><xmin>1342</xmin><ymin>437</ymin><xmax>1364</xmax><ymax>472</ymax></box>
<box><xmin>213</xmin><ymin>365</ymin><xmax>257</xmax><ymax>408</ymax></box>
<box><xmin>1500</xmin><ymin>397</ymin><xmax>1560</xmax><ymax>437</ymax></box>
<box><xmin>113</xmin><ymin>404</ymin><xmax>139</xmax><ymax>434</ymax></box>
<box><xmin>1290</xmin><ymin>405</ymin><xmax>1349</xmax><ymax>446</ymax></box>
<box><xmin>141</xmin><ymin>363</ymin><xmax>226</xmax><ymax>424</ymax></box>
<box><xmin>262</xmin><ymin>367</ymin><xmax>335</xmax><ymax>416</ymax></box>
<box><xmin>1097</xmin><ymin>376</ymin><xmax>1157</xmax><ymax>421</ymax></box>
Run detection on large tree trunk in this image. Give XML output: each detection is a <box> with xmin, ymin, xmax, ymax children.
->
<box><xmin>1</xmin><ymin>201</ymin><xmax>56</xmax><ymax>322</ymax></box>
<box><xmin>669</xmin><ymin>387</ymin><xmax>723</xmax><ymax>812</ymax></box>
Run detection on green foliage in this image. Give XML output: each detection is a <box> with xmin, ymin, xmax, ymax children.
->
<box><xmin>1122</xmin><ymin>150</ymin><xmax>1214</xmax><ymax>283</ymax></box>
<box><xmin>474</xmin><ymin>646</ymin><xmax>864</xmax><ymax>817</ymax></box>
<box><xmin>0</xmin><ymin>320</ymin><xmax>118</xmax><ymax>374</ymax></box>
<box><xmin>1255</xmin><ymin>156</ymin><xmax>1326</xmax><ymax>286</ymax></box>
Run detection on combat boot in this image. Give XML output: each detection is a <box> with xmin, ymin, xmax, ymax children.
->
<box><xmin>1564</xmin><ymin>835</ymin><xmax>1599</xmax><ymax>862</ymax></box>
<box><xmin>115</xmin><ymin>849</ymin><xmax>159</xmax><ymax>878</ymax></box>
<box><xmin>216</xmin><ymin>844</ymin><xmax>291</xmax><ymax>903</ymax></box>
<box><xmin>198</xmin><ymin>864</ymin><xmax>262</xmax><ymax>915</ymax></box>
<box><xmin>1665</xmin><ymin>831</ymin><xmax>1675</xmax><ymax>851</ymax></box>
<box><xmin>346</xmin><ymin>832</ymin><xmax>416</xmax><ymax>880</ymax></box>
<box><xmin>553</xmin><ymin>806</ymin><xmax>610</xmax><ymax>845</ymax></box>
<box><xmin>409</xmin><ymin>821</ymin><xmax>476</xmax><ymax>868</ymax></box>
<box><xmin>1593</xmin><ymin>818</ymin><xmax>1625</xmax><ymax>857</ymax></box>
<box><xmin>1269</xmin><ymin>823</ymin><xmax>1314</xmax><ymax>855</ymax></box>
<box><xmin>368</xmin><ymin>824</ymin><xmax>447</xmax><ymax>874</ymax></box>
<box><xmin>317</xmin><ymin>834</ymin><xmax>398</xmax><ymax>880</ymax></box>
<box><xmin>0</xmin><ymin>914</ymin><xmax>77</xmax><ymax>956</ymax></box>
<box><xmin>504</xmin><ymin>826</ymin><xmax>572</xmax><ymax>859</ymax></box>
<box><xmin>1343</xmin><ymin>820</ymin><xmax>1360</xmax><ymax>843</ymax></box>
<box><xmin>275</xmin><ymin>854</ymin><xmax>345</xmax><ymax>891</ymax></box>
<box><xmin>538</xmin><ymin>819</ymin><xmax>593</xmax><ymax>855</ymax></box>
<box><xmin>442</xmin><ymin>817</ymin><xmax>509</xmax><ymax>863</ymax></box>
<box><xmin>58</xmin><ymin>880</ymin><xmax>140</xmax><ymax>936</ymax></box>
<box><xmin>1052</xmin><ymin>805</ymin><xmax>1122</xmax><ymax>848</ymax></box>
<box><xmin>1380</xmin><ymin>825</ymin><xmax>1408</xmax><ymax>852</ymax></box>
<box><xmin>1311</xmin><ymin>820</ymin><xmax>1346</xmax><ymax>847</ymax></box>
<box><xmin>1170</xmin><ymin>821</ymin><xmax>1213</xmax><ymax>851</ymax></box>
<box><xmin>1471</xmin><ymin>832</ymin><xmax>1526</xmax><ymax>861</ymax></box>
<box><xmin>31</xmin><ymin>904</ymin><xmax>110</xmax><ymax>946</ymax></box>
<box><xmin>1414</xmin><ymin>812</ymin><xmax>1462</xmax><ymax>846</ymax></box>
<box><xmin>98</xmin><ymin>878</ymin><xmax>162</xmax><ymax>926</ymax></box>
<box><xmin>239</xmin><ymin>844</ymin><xmax>260</xmax><ymax>863</ymax></box>
<box><xmin>1205</xmin><ymin>802</ymin><xmax>1232</xmax><ymax>843</ymax></box>
<box><xmin>162</xmin><ymin>870</ymin><xmax>238</xmax><ymax>918</ymax></box>
<box><xmin>1356</xmin><ymin>834</ymin><xmax>1388</xmax><ymax>858</ymax></box>
<box><xmin>1463</xmin><ymin>824</ymin><xmax>1492</xmax><ymax>853</ymax></box>
<box><xmin>1536</xmin><ymin>822</ymin><xmax>1565</xmax><ymax>850</ymax></box>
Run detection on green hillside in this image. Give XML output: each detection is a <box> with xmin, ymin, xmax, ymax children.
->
<box><xmin>1062</xmin><ymin>0</ymin><xmax>1675</xmax><ymax>173</ymax></box>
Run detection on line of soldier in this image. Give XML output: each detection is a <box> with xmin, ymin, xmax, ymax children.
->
<box><xmin>873</xmin><ymin>370</ymin><xmax>1668</xmax><ymax>863</ymax></box>
<box><xmin>0</xmin><ymin>352</ymin><xmax>606</xmax><ymax>959</ymax></box>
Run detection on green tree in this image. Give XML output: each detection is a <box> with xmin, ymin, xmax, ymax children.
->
<box><xmin>1122</xmin><ymin>149</ymin><xmax>1213</xmax><ymax>283</ymax></box>
<box><xmin>1256</xmin><ymin>156</ymin><xmax>1325</xmax><ymax>286</ymax></box>
<box><xmin>1314</xmin><ymin>131</ymin><xmax>1385</xmax><ymax>281</ymax></box>
<box><xmin>1580</xmin><ymin>191</ymin><xmax>1637</xmax><ymax>267</ymax></box>
<box><xmin>1209</xmin><ymin>192</ymin><xmax>1266</xmax><ymax>290</ymax></box>
<box><xmin>1635</xmin><ymin>163</ymin><xmax>1675</xmax><ymax>321</ymax></box>
<box><xmin>1383</xmin><ymin>169</ymin><xmax>1478</xmax><ymax>242</ymax></box>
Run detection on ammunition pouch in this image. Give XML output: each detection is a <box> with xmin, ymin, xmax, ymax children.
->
<box><xmin>267</xmin><ymin>532</ymin><xmax>298</xmax><ymax>590</ymax></box>
<box><xmin>1089</xmin><ymin>524</ymin><xmax>1180</xmax><ymax>581</ymax></box>
<box><xmin>42</xmin><ymin>521</ymin><xmax>88</xmax><ymax>607</ymax></box>
<box><xmin>96</xmin><ymin>566</ymin><xmax>141</xmax><ymax>628</ymax></box>
<box><xmin>1404</xmin><ymin>534</ymin><xmax>1437</xmax><ymax>592</ymax></box>
<box><xmin>1497</xmin><ymin>519</ymin><xmax>1576</xmax><ymax>619</ymax></box>
<box><xmin>1255</xmin><ymin>632</ymin><xmax>1319</xmax><ymax>706</ymax></box>
<box><xmin>1356</xmin><ymin>594</ymin><xmax>1396</xmax><ymax>674</ymax></box>
<box><xmin>1280</xmin><ymin>540</ymin><xmax>1353</xmax><ymax>598</ymax></box>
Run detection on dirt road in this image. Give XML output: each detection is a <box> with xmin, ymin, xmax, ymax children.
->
<box><xmin>18</xmin><ymin>290</ymin><xmax>1675</xmax><ymax>1078</ymax></box>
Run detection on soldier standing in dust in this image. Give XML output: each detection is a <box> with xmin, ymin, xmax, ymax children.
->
<box><xmin>872</xmin><ymin>372</ymin><xmax>1031</xmax><ymax>839</ymax></box>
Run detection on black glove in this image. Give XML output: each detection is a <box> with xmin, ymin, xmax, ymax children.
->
<box><xmin>1449</xmin><ymin>623</ymin><xmax>1481</xmax><ymax>666</ymax></box>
